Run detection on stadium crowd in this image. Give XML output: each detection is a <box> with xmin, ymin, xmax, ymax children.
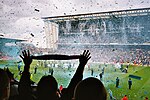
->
<box><xmin>56</xmin><ymin>45</ymin><xmax>150</xmax><ymax>66</ymax></box>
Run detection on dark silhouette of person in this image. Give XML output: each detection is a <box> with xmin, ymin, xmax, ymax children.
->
<box><xmin>108</xmin><ymin>89</ymin><xmax>116</xmax><ymax>100</ymax></box>
<box><xmin>0</xmin><ymin>68</ymin><xmax>10</xmax><ymax>100</ymax></box>
<box><xmin>99</xmin><ymin>72</ymin><xmax>103</xmax><ymax>80</ymax></box>
<box><xmin>34</xmin><ymin>66</ymin><xmax>37</xmax><ymax>74</ymax></box>
<box><xmin>72</xmin><ymin>77</ymin><xmax>107</xmax><ymax>100</ymax></box>
<box><xmin>128</xmin><ymin>78</ymin><xmax>132</xmax><ymax>89</ymax></box>
<box><xmin>19</xmin><ymin>50</ymin><xmax>91</xmax><ymax>100</ymax></box>
<box><xmin>18</xmin><ymin>50</ymin><xmax>35</xmax><ymax>100</ymax></box>
<box><xmin>5</xmin><ymin>68</ymin><xmax>19</xmax><ymax>98</ymax></box>
<box><xmin>102</xmin><ymin>67</ymin><xmax>105</xmax><ymax>75</ymax></box>
<box><xmin>51</xmin><ymin>68</ymin><xmax>54</xmax><ymax>76</ymax></box>
<box><xmin>49</xmin><ymin>67</ymin><xmax>51</xmax><ymax>73</ymax></box>
<box><xmin>126</xmin><ymin>65</ymin><xmax>129</xmax><ymax>69</ymax></box>
<box><xmin>116</xmin><ymin>77</ymin><xmax>119</xmax><ymax>88</ymax></box>
<box><xmin>18</xmin><ymin>63</ymin><xmax>21</xmax><ymax>71</ymax></box>
<box><xmin>37</xmin><ymin>75</ymin><xmax>58</xmax><ymax>100</ymax></box>
<box><xmin>91</xmin><ymin>69</ymin><xmax>94</xmax><ymax>76</ymax></box>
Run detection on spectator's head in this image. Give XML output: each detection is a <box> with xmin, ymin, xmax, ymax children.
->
<box><xmin>0</xmin><ymin>69</ymin><xmax>10</xmax><ymax>100</ymax></box>
<box><xmin>73</xmin><ymin>77</ymin><xmax>107</xmax><ymax>100</ymax></box>
<box><xmin>37</xmin><ymin>75</ymin><xmax>58</xmax><ymax>100</ymax></box>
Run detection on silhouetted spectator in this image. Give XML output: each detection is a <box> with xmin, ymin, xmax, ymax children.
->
<box><xmin>116</xmin><ymin>77</ymin><xmax>119</xmax><ymax>88</ymax></box>
<box><xmin>108</xmin><ymin>89</ymin><xmax>116</xmax><ymax>100</ymax></box>
<box><xmin>102</xmin><ymin>67</ymin><xmax>105</xmax><ymax>75</ymax></box>
<box><xmin>51</xmin><ymin>68</ymin><xmax>54</xmax><ymax>76</ymax></box>
<box><xmin>72</xmin><ymin>77</ymin><xmax>107</xmax><ymax>100</ymax></box>
<box><xmin>0</xmin><ymin>68</ymin><xmax>10</xmax><ymax>100</ymax></box>
<box><xmin>91</xmin><ymin>69</ymin><xmax>94</xmax><ymax>76</ymax></box>
<box><xmin>128</xmin><ymin>78</ymin><xmax>132</xmax><ymax>89</ymax></box>
<box><xmin>99</xmin><ymin>72</ymin><xmax>103</xmax><ymax>80</ymax></box>
<box><xmin>34</xmin><ymin>66</ymin><xmax>37</xmax><ymax>74</ymax></box>
<box><xmin>18</xmin><ymin>63</ymin><xmax>21</xmax><ymax>71</ymax></box>
<box><xmin>18</xmin><ymin>50</ymin><xmax>35</xmax><ymax>100</ymax></box>
<box><xmin>37</xmin><ymin>75</ymin><xmax>58</xmax><ymax>100</ymax></box>
<box><xmin>5</xmin><ymin>68</ymin><xmax>19</xmax><ymax>98</ymax></box>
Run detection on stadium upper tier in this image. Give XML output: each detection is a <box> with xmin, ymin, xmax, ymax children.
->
<box><xmin>42</xmin><ymin>7</ymin><xmax>150</xmax><ymax>48</ymax></box>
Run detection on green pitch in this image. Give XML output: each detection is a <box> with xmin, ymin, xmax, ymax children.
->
<box><xmin>0</xmin><ymin>60</ymin><xmax>150</xmax><ymax>100</ymax></box>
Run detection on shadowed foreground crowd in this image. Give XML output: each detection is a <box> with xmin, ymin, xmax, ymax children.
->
<box><xmin>0</xmin><ymin>50</ymin><xmax>108</xmax><ymax>100</ymax></box>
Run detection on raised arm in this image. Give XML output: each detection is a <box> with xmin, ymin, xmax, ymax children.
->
<box><xmin>68</xmin><ymin>50</ymin><xmax>91</xmax><ymax>87</ymax></box>
<box><xmin>62</xmin><ymin>50</ymin><xmax>91</xmax><ymax>100</ymax></box>
<box><xmin>75</xmin><ymin>50</ymin><xmax>91</xmax><ymax>75</ymax></box>
<box><xmin>18</xmin><ymin>50</ymin><xmax>33</xmax><ymax>100</ymax></box>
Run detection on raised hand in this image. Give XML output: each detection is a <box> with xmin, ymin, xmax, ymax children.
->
<box><xmin>79</xmin><ymin>50</ymin><xmax>91</xmax><ymax>66</ymax></box>
<box><xmin>20</xmin><ymin>50</ymin><xmax>32</xmax><ymax>72</ymax></box>
<box><xmin>65</xmin><ymin>50</ymin><xmax>91</xmax><ymax>99</ymax></box>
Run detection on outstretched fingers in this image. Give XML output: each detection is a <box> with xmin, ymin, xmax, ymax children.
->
<box><xmin>86</xmin><ymin>51</ymin><xmax>91</xmax><ymax>58</ymax></box>
<box><xmin>20</xmin><ymin>50</ymin><xmax>32</xmax><ymax>61</ymax></box>
<box><xmin>82</xmin><ymin>50</ymin><xmax>86</xmax><ymax>56</ymax></box>
<box><xmin>20</xmin><ymin>50</ymin><xmax>25</xmax><ymax>59</ymax></box>
<box><xmin>83</xmin><ymin>50</ymin><xmax>91</xmax><ymax>60</ymax></box>
<box><xmin>22</xmin><ymin>50</ymin><xmax>25</xmax><ymax>58</ymax></box>
<box><xmin>20</xmin><ymin>55</ymin><xmax>24</xmax><ymax>59</ymax></box>
<box><xmin>24</xmin><ymin>50</ymin><xmax>27</xmax><ymax>57</ymax></box>
<box><xmin>87</xmin><ymin>55</ymin><xmax>91</xmax><ymax>61</ymax></box>
<box><xmin>27</xmin><ymin>50</ymin><xmax>30</xmax><ymax>57</ymax></box>
<box><xmin>20</xmin><ymin>50</ymin><xmax>32</xmax><ymax>67</ymax></box>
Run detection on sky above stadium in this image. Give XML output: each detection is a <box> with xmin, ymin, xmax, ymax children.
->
<box><xmin>0</xmin><ymin>0</ymin><xmax>150</xmax><ymax>48</ymax></box>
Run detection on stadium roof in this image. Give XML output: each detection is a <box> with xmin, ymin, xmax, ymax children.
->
<box><xmin>0</xmin><ymin>37</ymin><xmax>26</xmax><ymax>44</ymax></box>
<box><xmin>42</xmin><ymin>7</ymin><xmax>150</xmax><ymax>21</ymax></box>
<box><xmin>57</xmin><ymin>43</ymin><xmax>150</xmax><ymax>46</ymax></box>
<box><xmin>0</xmin><ymin>33</ymin><xmax>27</xmax><ymax>44</ymax></box>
